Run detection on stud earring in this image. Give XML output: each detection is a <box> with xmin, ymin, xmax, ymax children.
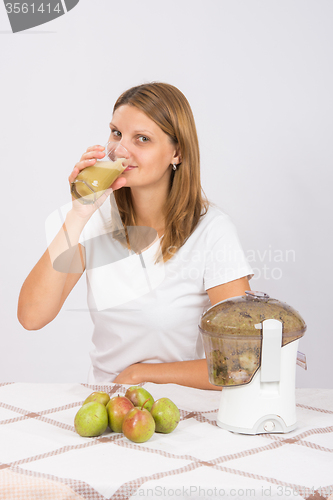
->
<box><xmin>172</xmin><ymin>164</ymin><xmax>177</xmax><ymax>171</ymax></box>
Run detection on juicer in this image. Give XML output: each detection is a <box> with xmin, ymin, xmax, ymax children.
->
<box><xmin>199</xmin><ymin>291</ymin><xmax>307</xmax><ymax>434</ymax></box>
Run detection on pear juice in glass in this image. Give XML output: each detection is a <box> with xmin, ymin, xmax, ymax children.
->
<box><xmin>71</xmin><ymin>142</ymin><xmax>128</xmax><ymax>204</ymax></box>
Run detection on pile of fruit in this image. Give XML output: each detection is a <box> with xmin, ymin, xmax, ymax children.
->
<box><xmin>74</xmin><ymin>386</ymin><xmax>180</xmax><ymax>443</ymax></box>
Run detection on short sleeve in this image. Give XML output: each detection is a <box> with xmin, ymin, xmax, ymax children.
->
<box><xmin>203</xmin><ymin>213</ymin><xmax>253</xmax><ymax>290</ymax></box>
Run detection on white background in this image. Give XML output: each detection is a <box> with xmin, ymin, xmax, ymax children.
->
<box><xmin>0</xmin><ymin>0</ymin><xmax>332</xmax><ymax>387</ymax></box>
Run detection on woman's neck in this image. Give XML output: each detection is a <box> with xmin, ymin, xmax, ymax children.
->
<box><xmin>131</xmin><ymin>185</ymin><xmax>168</xmax><ymax>238</ymax></box>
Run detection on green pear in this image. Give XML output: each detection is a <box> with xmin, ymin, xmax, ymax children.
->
<box><xmin>124</xmin><ymin>386</ymin><xmax>154</xmax><ymax>411</ymax></box>
<box><xmin>106</xmin><ymin>395</ymin><xmax>134</xmax><ymax>433</ymax></box>
<box><xmin>150</xmin><ymin>398</ymin><xmax>180</xmax><ymax>433</ymax></box>
<box><xmin>122</xmin><ymin>405</ymin><xmax>155</xmax><ymax>443</ymax></box>
<box><xmin>74</xmin><ymin>402</ymin><xmax>108</xmax><ymax>437</ymax></box>
<box><xmin>83</xmin><ymin>391</ymin><xmax>110</xmax><ymax>406</ymax></box>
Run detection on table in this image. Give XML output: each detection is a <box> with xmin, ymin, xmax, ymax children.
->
<box><xmin>0</xmin><ymin>382</ymin><xmax>332</xmax><ymax>500</ymax></box>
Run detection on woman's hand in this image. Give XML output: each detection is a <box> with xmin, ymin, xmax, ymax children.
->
<box><xmin>114</xmin><ymin>363</ymin><xmax>144</xmax><ymax>385</ymax></box>
<box><xmin>68</xmin><ymin>145</ymin><xmax>127</xmax><ymax>221</ymax></box>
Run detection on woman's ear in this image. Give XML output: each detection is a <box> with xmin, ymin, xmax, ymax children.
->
<box><xmin>172</xmin><ymin>147</ymin><xmax>182</xmax><ymax>166</ymax></box>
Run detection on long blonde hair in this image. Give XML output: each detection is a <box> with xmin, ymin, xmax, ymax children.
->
<box><xmin>112</xmin><ymin>82</ymin><xmax>209</xmax><ymax>262</ymax></box>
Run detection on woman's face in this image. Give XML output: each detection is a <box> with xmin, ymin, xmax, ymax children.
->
<box><xmin>108</xmin><ymin>104</ymin><xmax>180</xmax><ymax>190</ymax></box>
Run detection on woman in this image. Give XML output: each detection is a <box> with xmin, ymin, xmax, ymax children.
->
<box><xmin>18</xmin><ymin>82</ymin><xmax>253</xmax><ymax>389</ymax></box>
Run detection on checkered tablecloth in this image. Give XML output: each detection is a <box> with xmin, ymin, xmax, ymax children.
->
<box><xmin>0</xmin><ymin>382</ymin><xmax>332</xmax><ymax>500</ymax></box>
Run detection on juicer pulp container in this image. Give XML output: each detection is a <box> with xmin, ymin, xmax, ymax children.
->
<box><xmin>199</xmin><ymin>291</ymin><xmax>307</xmax><ymax>434</ymax></box>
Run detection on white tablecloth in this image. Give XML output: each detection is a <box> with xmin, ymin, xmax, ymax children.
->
<box><xmin>0</xmin><ymin>382</ymin><xmax>332</xmax><ymax>500</ymax></box>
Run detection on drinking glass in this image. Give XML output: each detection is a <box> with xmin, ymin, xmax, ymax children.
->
<box><xmin>71</xmin><ymin>141</ymin><xmax>129</xmax><ymax>204</ymax></box>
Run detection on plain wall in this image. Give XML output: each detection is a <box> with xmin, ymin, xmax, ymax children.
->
<box><xmin>0</xmin><ymin>0</ymin><xmax>332</xmax><ymax>387</ymax></box>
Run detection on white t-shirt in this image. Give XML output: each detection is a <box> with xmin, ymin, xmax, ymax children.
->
<box><xmin>79</xmin><ymin>200</ymin><xmax>253</xmax><ymax>383</ymax></box>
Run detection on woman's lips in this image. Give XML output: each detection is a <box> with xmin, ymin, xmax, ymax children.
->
<box><xmin>124</xmin><ymin>165</ymin><xmax>137</xmax><ymax>171</ymax></box>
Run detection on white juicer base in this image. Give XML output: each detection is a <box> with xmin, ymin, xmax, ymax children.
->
<box><xmin>217</xmin><ymin>414</ymin><xmax>297</xmax><ymax>435</ymax></box>
<box><xmin>216</xmin><ymin>339</ymin><xmax>299</xmax><ymax>435</ymax></box>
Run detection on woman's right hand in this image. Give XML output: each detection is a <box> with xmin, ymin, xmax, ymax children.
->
<box><xmin>68</xmin><ymin>145</ymin><xmax>127</xmax><ymax>221</ymax></box>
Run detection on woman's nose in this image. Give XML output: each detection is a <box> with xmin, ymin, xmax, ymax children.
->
<box><xmin>108</xmin><ymin>141</ymin><xmax>130</xmax><ymax>161</ymax></box>
<box><xmin>113</xmin><ymin>142</ymin><xmax>130</xmax><ymax>159</ymax></box>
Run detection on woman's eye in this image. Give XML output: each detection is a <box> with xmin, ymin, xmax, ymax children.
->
<box><xmin>138</xmin><ymin>135</ymin><xmax>149</xmax><ymax>143</ymax></box>
<box><xmin>111</xmin><ymin>129</ymin><xmax>121</xmax><ymax>139</ymax></box>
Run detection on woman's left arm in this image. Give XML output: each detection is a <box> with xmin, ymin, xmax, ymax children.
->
<box><xmin>114</xmin><ymin>276</ymin><xmax>251</xmax><ymax>390</ymax></box>
<box><xmin>206</xmin><ymin>275</ymin><xmax>250</xmax><ymax>306</ymax></box>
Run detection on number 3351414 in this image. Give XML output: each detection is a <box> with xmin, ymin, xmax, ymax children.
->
<box><xmin>5</xmin><ymin>3</ymin><xmax>62</xmax><ymax>14</ymax></box>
